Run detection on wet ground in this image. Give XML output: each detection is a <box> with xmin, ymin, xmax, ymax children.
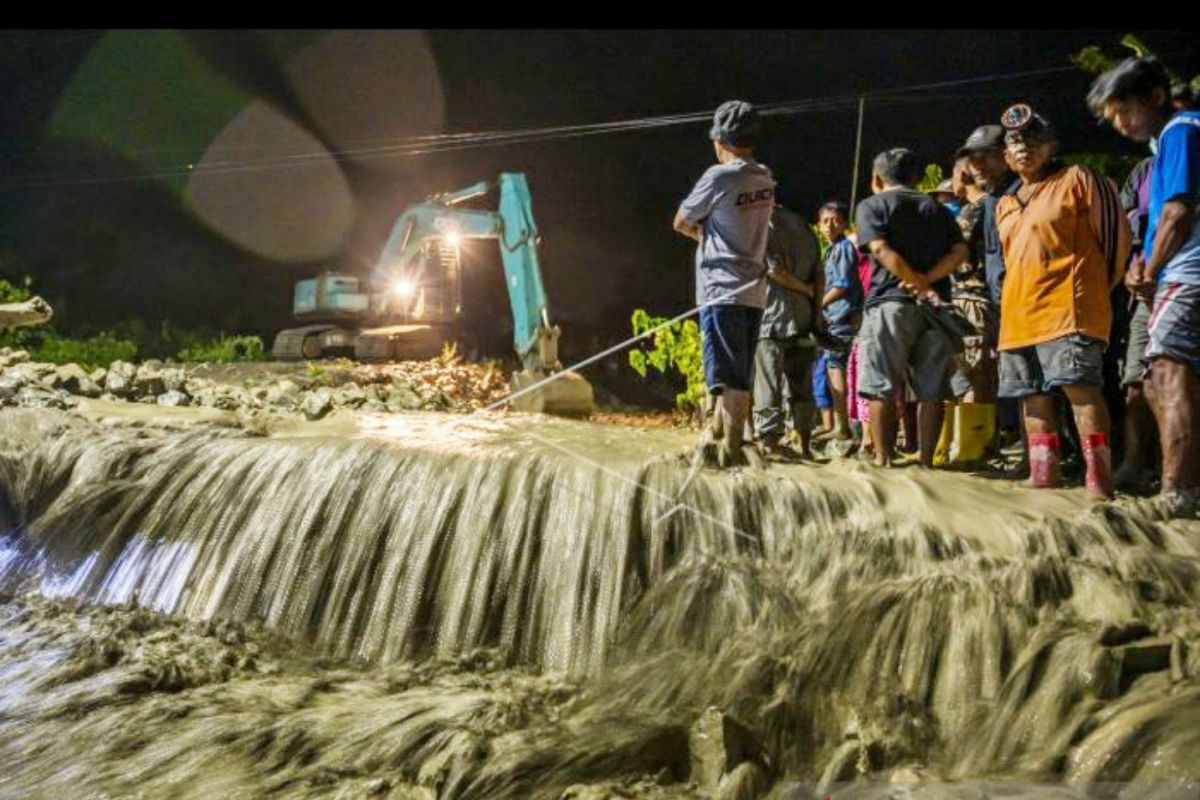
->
<box><xmin>1</xmin><ymin>400</ymin><xmax>1199</xmax><ymax>799</ymax></box>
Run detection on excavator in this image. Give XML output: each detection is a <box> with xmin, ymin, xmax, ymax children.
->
<box><xmin>271</xmin><ymin>173</ymin><xmax>594</xmax><ymax>416</ymax></box>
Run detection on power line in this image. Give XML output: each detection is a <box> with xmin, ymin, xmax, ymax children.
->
<box><xmin>0</xmin><ymin>59</ymin><xmax>1126</xmax><ymax>192</ymax></box>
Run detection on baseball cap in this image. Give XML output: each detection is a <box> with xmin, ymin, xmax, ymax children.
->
<box><xmin>710</xmin><ymin>100</ymin><xmax>761</xmax><ymax>149</ymax></box>
<box><xmin>955</xmin><ymin>125</ymin><xmax>1005</xmax><ymax>157</ymax></box>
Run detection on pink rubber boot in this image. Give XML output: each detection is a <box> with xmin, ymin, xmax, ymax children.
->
<box><xmin>1083</xmin><ymin>432</ymin><xmax>1114</xmax><ymax>499</ymax></box>
<box><xmin>1028</xmin><ymin>432</ymin><xmax>1061</xmax><ymax>488</ymax></box>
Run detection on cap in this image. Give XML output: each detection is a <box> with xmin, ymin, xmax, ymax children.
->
<box><xmin>955</xmin><ymin>125</ymin><xmax>1005</xmax><ymax>157</ymax></box>
<box><xmin>709</xmin><ymin>100</ymin><xmax>761</xmax><ymax>149</ymax></box>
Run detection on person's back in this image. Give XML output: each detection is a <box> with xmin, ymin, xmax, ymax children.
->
<box><xmin>760</xmin><ymin>204</ymin><xmax>819</xmax><ymax>338</ymax></box>
<box><xmin>684</xmin><ymin>158</ymin><xmax>776</xmax><ymax>308</ymax></box>
<box><xmin>673</xmin><ymin>99</ymin><xmax>775</xmax><ymax>466</ymax></box>
<box><xmin>858</xmin><ymin>187</ymin><xmax>960</xmax><ymax>308</ymax></box>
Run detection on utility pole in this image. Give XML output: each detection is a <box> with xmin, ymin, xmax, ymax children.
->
<box><xmin>849</xmin><ymin>96</ymin><xmax>865</xmax><ymax>212</ymax></box>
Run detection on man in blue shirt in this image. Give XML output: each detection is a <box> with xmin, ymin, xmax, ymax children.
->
<box><xmin>674</xmin><ymin>100</ymin><xmax>776</xmax><ymax>466</ymax></box>
<box><xmin>1091</xmin><ymin>57</ymin><xmax>1200</xmax><ymax>515</ymax></box>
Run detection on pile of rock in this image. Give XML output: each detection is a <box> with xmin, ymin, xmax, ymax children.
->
<box><xmin>0</xmin><ymin>348</ymin><xmax>513</xmax><ymax>420</ymax></box>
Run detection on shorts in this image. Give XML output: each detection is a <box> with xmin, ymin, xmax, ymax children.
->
<box><xmin>700</xmin><ymin>304</ymin><xmax>764</xmax><ymax>392</ymax></box>
<box><xmin>1122</xmin><ymin>300</ymin><xmax>1152</xmax><ymax>387</ymax></box>
<box><xmin>821</xmin><ymin>324</ymin><xmax>856</xmax><ymax>370</ymax></box>
<box><xmin>753</xmin><ymin>337</ymin><xmax>816</xmax><ymax>437</ymax></box>
<box><xmin>1146</xmin><ymin>282</ymin><xmax>1200</xmax><ymax>377</ymax></box>
<box><xmin>813</xmin><ymin>350</ymin><xmax>832</xmax><ymax>410</ymax></box>
<box><xmin>856</xmin><ymin>301</ymin><xmax>953</xmax><ymax>402</ymax></box>
<box><xmin>998</xmin><ymin>334</ymin><xmax>1105</xmax><ymax>398</ymax></box>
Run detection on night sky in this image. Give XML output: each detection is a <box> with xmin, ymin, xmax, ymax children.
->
<box><xmin>1</xmin><ymin>30</ymin><xmax>1197</xmax><ymax>362</ymax></box>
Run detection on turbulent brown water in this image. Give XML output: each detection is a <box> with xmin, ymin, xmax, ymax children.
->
<box><xmin>0</xmin><ymin>406</ymin><xmax>1198</xmax><ymax>799</ymax></box>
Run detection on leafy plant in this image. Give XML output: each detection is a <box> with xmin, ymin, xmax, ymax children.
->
<box><xmin>177</xmin><ymin>334</ymin><xmax>264</xmax><ymax>363</ymax></box>
<box><xmin>0</xmin><ymin>277</ymin><xmax>32</xmax><ymax>304</ymax></box>
<box><xmin>627</xmin><ymin>308</ymin><xmax>706</xmax><ymax>415</ymax></box>
<box><xmin>916</xmin><ymin>163</ymin><xmax>945</xmax><ymax>193</ymax></box>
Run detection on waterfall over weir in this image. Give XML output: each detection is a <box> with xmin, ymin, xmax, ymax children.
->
<box><xmin>1</xmin><ymin>406</ymin><xmax>1200</xmax><ymax>798</ymax></box>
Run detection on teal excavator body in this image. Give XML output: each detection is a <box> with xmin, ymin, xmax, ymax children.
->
<box><xmin>272</xmin><ymin>173</ymin><xmax>594</xmax><ymax>416</ymax></box>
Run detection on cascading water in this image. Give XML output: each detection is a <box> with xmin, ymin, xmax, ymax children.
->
<box><xmin>0</xmin><ymin>406</ymin><xmax>1198</xmax><ymax>799</ymax></box>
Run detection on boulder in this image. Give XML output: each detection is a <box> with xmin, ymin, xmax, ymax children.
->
<box><xmin>157</xmin><ymin>390</ymin><xmax>190</xmax><ymax>408</ymax></box>
<box><xmin>134</xmin><ymin>363</ymin><xmax>166</xmax><ymax>397</ymax></box>
<box><xmin>53</xmin><ymin>363</ymin><xmax>89</xmax><ymax>393</ymax></box>
<box><xmin>265</xmin><ymin>379</ymin><xmax>300</xmax><ymax>406</ymax></box>
<box><xmin>0</xmin><ymin>374</ymin><xmax>24</xmax><ymax>403</ymax></box>
<box><xmin>161</xmin><ymin>368</ymin><xmax>187</xmax><ymax>393</ymax></box>
<box><xmin>689</xmin><ymin>708</ymin><xmax>766</xmax><ymax>793</ymax></box>
<box><xmin>301</xmin><ymin>389</ymin><xmax>334</xmax><ymax>420</ymax></box>
<box><xmin>392</xmin><ymin>384</ymin><xmax>424</xmax><ymax>411</ymax></box>
<box><xmin>0</xmin><ymin>349</ymin><xmax>30</xmax><ymax>366</ymax></box>
<box><xmin>105</xmin><ymin>361</ymin><xmax>138</xmax><ymax>397</ymax></box>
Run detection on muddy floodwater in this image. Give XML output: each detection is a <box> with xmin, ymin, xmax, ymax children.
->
<box><xmin>1</xmin><ymin>405</ymin><xmax>1199</xmax><ymax>799</ymax></box>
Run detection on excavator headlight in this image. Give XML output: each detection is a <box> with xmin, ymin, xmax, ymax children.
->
<box><xmin>393</xmin><ymin>278</ymin><xmax>416</xmax><ymax>299</ymax></box>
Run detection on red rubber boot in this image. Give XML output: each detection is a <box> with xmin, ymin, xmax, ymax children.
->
<box><xmin>1028</xmin><ymin>432</ymin><xmax>1061</xmax><ymax>488</ymax></box>
<box><xmin>1083</xmin><ymin>432</ymin><xmax>1114</xmax><ymax>499</ymax></box>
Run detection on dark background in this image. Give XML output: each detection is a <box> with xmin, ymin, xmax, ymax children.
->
<box><xmin>1</xmin><ymin>30</ymin><xmax>1196</xmax><ymax>370</ymax></box>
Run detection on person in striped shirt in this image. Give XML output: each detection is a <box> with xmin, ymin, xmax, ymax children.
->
<box><xmin>994</xmin><ymin>104</ymin><xmax>1131</xmax><ymax>498</ymax></box>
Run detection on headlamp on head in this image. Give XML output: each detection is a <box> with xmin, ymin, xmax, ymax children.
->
<box><xmin>1001</xmin><ymin>102</ymin><xmax>1058</xmax><ymax>146</ymax></box>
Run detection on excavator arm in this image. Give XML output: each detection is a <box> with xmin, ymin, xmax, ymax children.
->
<box><xmin>373</xmin><ymin>173</ymin><xmax>592</xmax><ymax>415</ymax></box>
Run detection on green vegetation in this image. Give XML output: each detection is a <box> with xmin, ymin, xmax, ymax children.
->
<box><xmin>1</xmin><ymin>275</ymin><xmax>264</xmax><ymax>368</ymax></box>
<box><xmin>916</xmin><ymin>163</ymin><xmax>945</xmax><ymax>193</ymax></box>
<box><xmin>177</xmin><ymin>334</ymin><xmax>264</xmax><ymax>363</ymax></box>
<box><xmin>627</xmin><ymin>308</ymin><xmax>706</xmax><ymax>415</ymax></box>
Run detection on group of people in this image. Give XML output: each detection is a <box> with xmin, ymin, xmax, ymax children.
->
<box><xmin>674</xmin><ymin>56</ymin><xmax>1198</xmax><ymax>515</ymax></box>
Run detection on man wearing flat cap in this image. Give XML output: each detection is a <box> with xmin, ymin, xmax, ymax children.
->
<box><xmin>674</xmin><ymin>100</ymin><xmax>777</xmax><ymax>466</ymax></box>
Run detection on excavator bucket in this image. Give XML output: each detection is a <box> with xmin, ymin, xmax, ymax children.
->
<box><xmin>509</xmin><ymin>369</ymin><xmax>595</xmax><ymax>417</ymax></box>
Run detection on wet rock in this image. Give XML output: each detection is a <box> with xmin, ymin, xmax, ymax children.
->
<box><xmin>157</xmin><ymin>390</ymin><xmax>190</xmax><ymax>408</ymax></box>
<box><xmin>161</xmin><ymin>368</ymin><xmax>187</xmax><ymax>393</ymax></box>
<box><xmin>392</xmin><ymin>384</ymin><xmax>424</xmax><ymax>411</ymax></box>
<box><xmin>53</xmin><ymin>363</ymin><xmax>89</xmax><ymax>393</ymax></box>
<box><xmin>89</xmin><ymin>367</ymin><xmax>107</xmax><ymax>385</ymax></box>
<box><xmin>816</xmin><ymin>739</ymin><xmax>883</xmax><ymax>794</ymax></box>
<box><xmin>335</xmin><ymin>382</ymin><xmax>367</xmax><ymax>409</ymax></box>
<box><xmin>16</xmin><ymin>385</ymin><xmax>77</xmax><ymax>410</ymax></box>
<box><xmin>105</xmin><ymin>361</ymin><xmax>138</xmax><ymax>397</ymax></box>
<box><xmin>0</xmin><ymin>374</ymin><xmax>22</xmax><ymax>403</ymax></box>
<box><xmin>265</xmin><ymin>379</ymin><xmax>300</xmax><ymax>406</ymax></box>
<box><xmin>302</xmin><ymin>389</ymin><xmax>334</xmax><ymax>420</ymax></box>
<box><xmin>0</xmin><ymin>348</ymin><xmax>29</xmax><ymax>366</ymax></box>
<box><xmin>689</xmin><ymin>708</ymin><xmax>765</xmax><ymax>792</ymax></box>
<box><xmin>134</xmin><ymin>363</ymin><xmax>165</xmax><ymax>397</ymax></box>
<box><xmin>6</xmin><ymin>361</ymin><xmax>51</xmax><ymax>384</ymax></box>
<box><xmin>716</xmin><ymin>761</ymin><xmax>771</xmax><ymax>800</ymax></box>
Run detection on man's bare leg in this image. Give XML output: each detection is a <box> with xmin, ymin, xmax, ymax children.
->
<box><xmin>916</xmin><ymin>400</ymin><xmax>944</xmax><ymax>468</ymax></box>
<box><xmin>827</xmin><ymin>366</ymin><xmax>852</xmax><ymax>439</ymax></box>
<box><xmin>1150</xmin><ymin>358</ymin><xmax>1198</xmax><ymax>502</ymax></box>
<box><xmin>869</xmin><ymin>398</ymin><xmax>896</xmax><ymax>467</ymax></box>
<box><xmin>1115</xmin><ymin>381</ymin><xmax>1157</xmax><ymax>492</ymax></box>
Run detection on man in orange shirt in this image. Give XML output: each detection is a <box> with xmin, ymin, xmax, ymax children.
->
<box><xmin>995</xmin><ymin>105</ymin><xmax>1131</xmax><ymax>498</ymax></box>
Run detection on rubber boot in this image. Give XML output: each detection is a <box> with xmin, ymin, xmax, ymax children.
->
<box><xmin>934</xmin><ymin>402</ymin><xmax>955</xmax><ymax>467</ymax></box>
<box><xmin>1028</xmin><ymin>432</ymin><xmax>1061</xmax><ymax>488</ymax></box>
<box><xmin>1083</xmin><ymin>432</ymin><xmax>1114</xmax><ymax>499</ymax></box>
<box><xmin>954</xmin><ymin>403</ymin><xmax>996</xmax><ymax>465</ymax></box>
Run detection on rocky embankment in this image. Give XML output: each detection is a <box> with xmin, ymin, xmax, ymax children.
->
<box><xmin>0</xmin><ymin>347</ymin><xmax>512</xmax><ymax>421</ymax></box>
